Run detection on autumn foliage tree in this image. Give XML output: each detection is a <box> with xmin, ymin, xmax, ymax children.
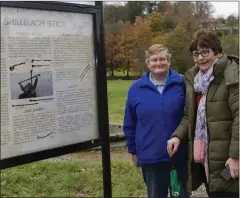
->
<box><xmin>116</xmin><ymin>22</ymin><xmax>137</xmax><ymax>77</ymax></box>
<box><xmin>105</xmin><ymin>23</ymin><xmax>122</xmax><ymax>76</ymax></box>
<box><xmin>132</xmin><ymin>17</ymin><xmax>153</xmax><ymax>75</ymax></box>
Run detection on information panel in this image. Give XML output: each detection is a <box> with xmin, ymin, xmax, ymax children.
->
<box><xmin>1</xmin><ymin>6</ymin><xmax>99</xmax><ymax>159</ymax></box>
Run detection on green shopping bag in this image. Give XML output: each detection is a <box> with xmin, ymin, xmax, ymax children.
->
<box><xmin>170</xmin><ymin>167</ymin><xmax>181</xmax><ymax>198</ymax></box>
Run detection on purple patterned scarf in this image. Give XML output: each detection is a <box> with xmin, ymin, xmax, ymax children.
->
<box><xmin>193</xmin><ymin>59</ymin><xmax>217</xmax><ymax>182</ymax></box>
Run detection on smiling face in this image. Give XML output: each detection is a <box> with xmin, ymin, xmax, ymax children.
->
<box><xmin>192</xmin><ymin>47</ymin><xmax>218</xmax><ymax>73</ymax></box>
<box><xmin>189</xmin><ymin>30</ymin><xmax>222</xmax><ymax>73</ymax></box>
<box><xmin>147</xmin><ymin>51</ymin><xmax>170</xmax><ymax>75</ymax></box>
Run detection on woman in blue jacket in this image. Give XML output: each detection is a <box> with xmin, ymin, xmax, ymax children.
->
<box><xmin>123</xmin><ymin>44</ymin><xmax>188</xmax><ymax>198</ymax></box>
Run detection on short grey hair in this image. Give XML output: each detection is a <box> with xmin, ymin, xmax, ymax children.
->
<box><xmin>145</xmin><ymin>44</ymin><xmax>172</xmax><ymax>64</ymax></box>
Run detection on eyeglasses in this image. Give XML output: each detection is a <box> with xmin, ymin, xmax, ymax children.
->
<box><xmin>192</xmin><ymin>49</ymin><xmax>210</xmax><ymax>59</ymax></box>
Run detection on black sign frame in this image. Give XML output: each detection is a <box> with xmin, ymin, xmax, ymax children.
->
<box><xmin>0</xmin><ymin>1</ymin><xmax>112</xmax><ymax>197</ymax></box>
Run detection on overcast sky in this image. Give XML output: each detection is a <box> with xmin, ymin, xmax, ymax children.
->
<box><xmin>211</xmin><ymin>2</ymin><xmax>239</xmax><ymax>18</ymax></box>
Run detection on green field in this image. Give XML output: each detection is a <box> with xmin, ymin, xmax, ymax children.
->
<box><xmin>1</xmin><ymin>157</ymin><xmax>146</xmax><ymax>197</ymax></box>
<box><xmin>107</xmin><ymin>70</ymin><xmax>140</xmax><ymax>77</ymax></box>
<box><xmin>107</xmin><ymin>80</ymin><xmax>134</xmax><ymax>123</ymax></box>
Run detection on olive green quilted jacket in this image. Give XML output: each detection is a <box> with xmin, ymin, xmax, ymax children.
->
<box><xmin>172</xmin><ymin>54</ymin><xmax>239</xmax><ymax>192</ymax></box>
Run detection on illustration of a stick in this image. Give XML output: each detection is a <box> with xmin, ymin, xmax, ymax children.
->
<box><xmin>80</xmin><ymin>64</ymin><xmax>90</xmax><ymax>81</ymax></box>
<box><xmin>9</xmin><ymin>62</ymin><xmax>25</xmax><ymax>71</ymax></box>
<box><xmin>18</xmin><ymin>74</ymin><xmax>41</xmax><ymax>84</ymax></box>
<box><xmin>31</xmin><ymin>59</ymin><xmax>51</xmax><ymax>62</ymax></box>
<box><xmin>32</xmin><ymin>65</ymin><xmax>50</xmax><ymax>68</ymax></box>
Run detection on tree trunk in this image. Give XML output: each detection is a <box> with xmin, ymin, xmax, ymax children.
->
<box><xmin>140</xmin><ymin>62</ymin><xmax>144</xmax><ymax>76</ymax></box>
<box><xmin>140</xmin><ymin>68</ymin><xmax>143</xmax><ymax>76</ymax></box>
<box><xmin>111</xmin><ymin>62</ymin><xmax>114</xmax><ymax>77</ymax></box>
<box><xmin>126</xmin><ymin>60</ymin><xmax>130</xmax><ymax>77</ymax></box>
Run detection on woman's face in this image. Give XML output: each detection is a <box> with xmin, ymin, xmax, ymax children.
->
<box><xmin>192</xmin><ymin>47</ymin><xmax>218</xmax><ymax>73</ymax></box>
<box><xmin>147</xmin><ymin>51</ymin><xmax>170</xmax><ymax>75</ymax></box>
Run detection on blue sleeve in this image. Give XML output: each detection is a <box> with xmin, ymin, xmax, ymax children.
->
<box><xmin>123</xmin><ymin>89</ymin><xmax>137</xmax><ymax>155</ymax></box>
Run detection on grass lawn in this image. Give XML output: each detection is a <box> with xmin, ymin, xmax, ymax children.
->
<box><xmin>107</xmin><ymin>80</ymin><xmax>134</xmax><ymax>123</ymax></box>
<box><xmin>107</xmin><ymin>70</ymin><xmax>140</xmax><ymax>77</ymax></box>
<box><xmin>1</xmin><ymin>161</ymin><xmax>146</xmax><ymax>197</ymax></box>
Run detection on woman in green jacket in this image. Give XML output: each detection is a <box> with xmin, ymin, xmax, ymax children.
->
<box><xmin>167</xmin><ymin>29</ymin><xmax>239</xmax><ymax>198</ymax></box>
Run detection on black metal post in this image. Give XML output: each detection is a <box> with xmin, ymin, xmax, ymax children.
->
<box><xmin>95</xmin><ymin>1</ymin><xmax>112</xmax><ymax>198</ymax></box>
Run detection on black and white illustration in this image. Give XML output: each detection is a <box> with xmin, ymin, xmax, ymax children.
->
<box><xmin>9</xmin><ymin>59</ymin><xmax>51</xmax><ymax>71</ymax></box>
<box><xmin>10</xmin><ymin>70</ymin><xmax>53</xmax><ymax>100</ymax></box>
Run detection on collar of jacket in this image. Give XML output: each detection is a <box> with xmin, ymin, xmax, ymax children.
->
<box><xmin>140</xmin><ymin>68</ymin><xmax>183</xmax><ymax>89</ymax></box>
<box><xmin>185</xmin><ymin>54</ymin><xmax>229</xmax><ymax>85</ymax></box>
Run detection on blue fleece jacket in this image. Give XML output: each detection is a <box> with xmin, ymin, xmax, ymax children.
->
<box><xmin>123</xmin><ymin>69</ymin><xmax>187</xmax><ymax>164</ymax></box>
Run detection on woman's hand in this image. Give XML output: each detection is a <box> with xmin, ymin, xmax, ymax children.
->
<box><xmin>132</xmin><ymin>155</ymin><xmax>140</xmax><ymax>167</ymax></box>
<box><xmin>167</xmin><ymin>137</ymin><xmax>180</xmax><ymax>157</ymax></box>
<box><xmin>225</xmin><ymin>158</ymin><xmax>239</xmax><ymax>179</ymax></box>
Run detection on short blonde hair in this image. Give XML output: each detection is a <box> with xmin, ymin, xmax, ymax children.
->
<box><xmin>145</xmin><ymin>44</ymin><xmax>172</xmax><ymax>64</ymax></box>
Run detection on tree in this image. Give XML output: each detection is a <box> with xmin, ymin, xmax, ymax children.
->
<box><xmin>162</xmin><ymin>2</ymin><xmax>198</xmax><ymax>33</ymax></box>
<box><xmin>221</xmin><ymin>35</ymin><xmax>239</xmax><ymax>56</ymax></box>
<box><xmin>117</xmin><ymin>22</ymin><xmax>137</xmax><ymax>77</ymax></box>
<box><xmin>126</xmin><ymin>1</ymin><xmax>147</xmax><ymax>24</ymax></box>
<box><xmin>145</xmin><ymin>1</ymin><xmax>172</xmax><ymax>15</ymax></box>
<box><xmin>146</xmin><ymin>11</ymin><xmax>167</xmax><ymax>32</ymax></box>
<box><xmin>105</xmin><ymin>32</ymin><xmax>118</xmax><ymax>77</ymax></box>
<box><xmin>193</xmin><ymin>2</ymin><xmax>215</xmax><ymax>20</ymax></box>
<box><xmin>163</xmin><ymin>13</ymin><xmax>180</xmax><ymax>30</ymax></box>
<box><xmin>103</xmin><ymin>4</ymin><xmax>129</xmax><ymax>23</ymax></box>
<box><xmin>165</xmin><ymin>24</ymin><xmax>193</xmax><ymax>73</ymax></box>
<box><xmin>133</xmin><ymin>16</ymin><xmax>153</xmax><ymax>75</ymax></box>
<box><xmin>227</xmin><ymin>14</ymin><xmax>239</xmax><ymax>34</ymax></box>
<box><xmin>216</xmin><ymin>15</ymin><xmax>225</xmax><ymax>24</ymax></box>
<box><xmin>104</xmin><ymin>23</ymin><xmax>123</xmax><ymax>76</ymax></box>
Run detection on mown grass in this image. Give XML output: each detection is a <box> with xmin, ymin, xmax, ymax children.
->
<box><xmin>107</xmin><ymin>70</ymin><xmax>140</xmax><ymax>77</ymax></box>
<box><xmin>1</xmin><ymin>161</ymin><xmax>146</xmax><ymax>197</ymax></box>
<box><xmin>107</xmin><ymin>80</ymin><xmax>134</xmax><ymax>123</ymax></box>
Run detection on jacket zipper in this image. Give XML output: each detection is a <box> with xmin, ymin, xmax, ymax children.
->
<box><xmin>161</xmin><ymin>83</ymin><xmax>171</xmax><ymax>96</ymax></box>
<box><xmin>205</xmin><ymin>81</ymin><xmax>212</xmax><ymax>187</ymax></box>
